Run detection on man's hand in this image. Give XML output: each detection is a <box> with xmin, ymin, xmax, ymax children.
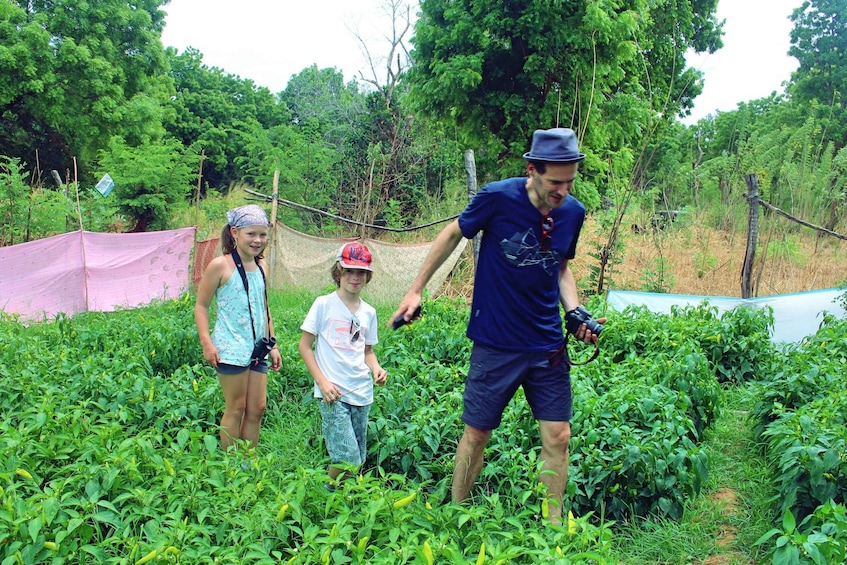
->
<box><xmin>389</xmin><ymin>294</ymin><xmax>423</xmax><ymax>329</ymax></box>
<box><xmin>573</xmin><ymin>317</ymin><xmax>606</xmax><ymax>344</ymax></box>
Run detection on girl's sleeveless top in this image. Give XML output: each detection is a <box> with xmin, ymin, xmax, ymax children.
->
<box><xmin>211</xmin><ymin>268</ymin><xmax>267</xmax><ymax>366</ymax></box>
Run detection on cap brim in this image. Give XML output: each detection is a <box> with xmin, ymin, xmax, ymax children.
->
<box><xmin>338</xmin><ymin>260</ymin><xmax>373</xmax><ymax>271</ymax></box>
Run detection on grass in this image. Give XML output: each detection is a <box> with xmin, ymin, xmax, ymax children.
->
<box><xmin>576</xmin><ymin>211</ymin><xmax>847</xmax><ymax>298</ymax></box>
<box><xmin>609</xmin><ymin>386</ymin><xmax>778</xmax><ymax>564</ymax></box>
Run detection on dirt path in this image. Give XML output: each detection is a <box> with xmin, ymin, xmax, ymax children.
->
<box><xmin>694</xmin><ymin>399</ymin><xmax>770</xmax><ymax>565</ymax></box>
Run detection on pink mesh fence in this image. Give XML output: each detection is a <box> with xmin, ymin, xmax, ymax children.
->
<box><xmin>0</xmin><ymin>228</ymin><xmax>196</xmax><ymax>322</ymax></box>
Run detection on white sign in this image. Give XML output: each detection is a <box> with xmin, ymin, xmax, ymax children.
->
<box><xmin>95</xmin><ymin>173</ymin><xmax>114</xmax><ymax>197</ymax></box>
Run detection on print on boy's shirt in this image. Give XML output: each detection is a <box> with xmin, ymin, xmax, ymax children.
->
<box><xmin>500</xmin><ymin>229</ymin><xmax>560</xmax><ymax>274</ymax></box>
<box><xmin>328</xmin><ymin>317</ymin><xmax>365</xmax><ymax>350</ymax></box>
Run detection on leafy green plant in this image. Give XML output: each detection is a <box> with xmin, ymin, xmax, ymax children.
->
<box><xmin>639</xmin><ymin>256</ymin><xmax>676</xmax><ymax>293</ymax></box>
<box><xmin>693</xmin><ymin>250</ymin><xmax>718</xmax><ymax>279</ymax></box>
<box><xmin>2</xmin><ymin>289</ymin><xmax>843</xmax><ymax>563</ymax></box>
<box><xmin>96</xmin><ymin>136</ymin><xmax>196</xmax><ymax>232</ymax></box>
<box><xmin>760</xmin><ymin>389</ymin><xmax>847</xmax><ymax>522</ymax></box>
<box><xmin>755</xmin><ymin>501</ymin><xmax>847</xmax><ymax>565</ymax></box>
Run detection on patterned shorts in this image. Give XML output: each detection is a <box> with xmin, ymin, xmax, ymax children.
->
<box><xmin>318</xmin><ymin>401</ymin><xmax>371</xmax><ymax>467</ymax></box>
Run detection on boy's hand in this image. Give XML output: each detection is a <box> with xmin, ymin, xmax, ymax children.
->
<box><xmin>373</xmin><ymin>366</ymin><xmax>387</xmax><ymax>386</ymax></box>
<box><xmin>318</xmin><ymin>380</ymin><xmax>342</xmax><ymax>403</ymax></box>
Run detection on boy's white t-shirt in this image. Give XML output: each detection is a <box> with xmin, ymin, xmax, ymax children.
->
<box><xmin>301</xmin><ymin>291</ymin><xmax>379</xmax><ymax>406</ymax></box>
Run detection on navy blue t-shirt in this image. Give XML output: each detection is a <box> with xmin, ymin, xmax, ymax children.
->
<box><xmin>458</xmin><ymin>177</ymin><xmax>585</xmax><ymax>351</ymax></box>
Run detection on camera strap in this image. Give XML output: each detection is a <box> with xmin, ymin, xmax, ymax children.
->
<box><xmin>231</xmin><ymin>250</ymin><xmax>272</xmax><ymax>349</ymax></box>
<box><xmin>564</xmin><ymin>333</ymin><xmax>600</xmax><ymax>366</ymax></box>
<box><xmin>549</xmin><ymin>334</ymin><xmax>600</xmax><ymax>368</ymax></box>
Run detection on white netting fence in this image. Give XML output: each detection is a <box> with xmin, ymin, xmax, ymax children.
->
<box><xmin>196</xmin><ymin>222</ymin><xmax>468</xmax><ymax>305</ymax></box>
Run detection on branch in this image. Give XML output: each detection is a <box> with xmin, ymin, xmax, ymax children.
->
<box><xmin>243</xmin><ymin>187</ymin><xmax>459</xmax><ymax>233</ymax></box>
<box><xmin>757</xmin><ymin>198</ymin><xmax>847</xmax><ymax>241</ymax></box>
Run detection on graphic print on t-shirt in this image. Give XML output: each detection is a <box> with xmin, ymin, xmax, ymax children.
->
<box><xmin>328</xmin><ymin>316</ymin><xmax>364</xmax><ymax>351</ymax></box>
<box><xmin>499</xmin><ymin>228</ymin><xmax>559</xmax><ymax>274</ymax></box>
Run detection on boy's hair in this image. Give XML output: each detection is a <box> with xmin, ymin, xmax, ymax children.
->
<box><xmin>331</xmin><ymin>263</ymin><xmax>373</xmax><ymax>287</ymax></box>
<box><xmin>220</xmin><ymin>224</ymin><xmax>264</xmax><ymax>259</ymax></box>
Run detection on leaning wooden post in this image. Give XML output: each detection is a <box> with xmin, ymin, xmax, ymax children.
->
<box><xmin>194</xmin><ymin>150</ymin><xmax>205</xmax><ymax>236</ymax></box>
<box><xmin>741</xmin><ymin>174</ymin><xmax>759</xmax><ymax>299</ymax></box>
<box><xmin>269</xmin><ymin>170</ymin><xmax>280</xmax><ymax>285</ymax></box>
<box><xmin>464</xmin><ymin>149</ymin><xmax>480</xmax><ymax>268</ymax></box>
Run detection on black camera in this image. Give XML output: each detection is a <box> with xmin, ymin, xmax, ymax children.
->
<box><xmin>393</xmin><ymin>305</ymin><xmax>422</xmax><ymax>330</ymax></box>
<box><xmin>250</xmin><ymin>336</ymin><xmax>276</xmax><ymax>363</ymax></box>
<box><xmin>565</xmin><ymin>306</ymin><xmax>603</xmax><ymax>336</ymax></box>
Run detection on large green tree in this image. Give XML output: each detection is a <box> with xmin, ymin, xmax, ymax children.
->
<box><xmin>407</xmin><ymin>0</ymin><xmax>723</xmax><ymax>183</ymax></box>
<box><xmin>96</xmin><ymin>135</ymin><xmax>193</xmax><ymax>232</ymax></box>
<box><xmin>164</xmin><ymin>47</ymin><xmax>289</xmax><ymax>189</ymax></box>
<box><xmin>788</xmin><ymin>0</ymin><xmax>847</xmax><ymax>148</ymax></box>
<box><xmin>0</xmin><ymin>0</ymin><xmax>172</xmax><ymax>176</ymax></box>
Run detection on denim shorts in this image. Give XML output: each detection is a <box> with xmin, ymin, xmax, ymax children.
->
<box><xmin>318</xmin><ymin>401</ymin><xmax>371</xmax><ymax>467</ymax></box>
<box><xmin>217</xmin><ymin>359</ymin><xmax>268</xmax><ymax>375</ymax></box>
<box><xmin>462</xmin><ymin>343</ymin><xmax>572</xmax><ymax>431</ymax></box>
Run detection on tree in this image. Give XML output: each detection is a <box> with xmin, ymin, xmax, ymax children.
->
<box><xmin>788</xmin><ymin>0</ymin><xmax>847</xmax><ymax>148</ymax></box>
<box><xmin>165</xmin><ymin>47</ymin><xmax>290</xmax><ymax>189</ymax></box>
<box><xmin>407</xmin><ymin>0</ymin><xmax>723</xmax><ymax>183</ymax></box>
<box><xmin>0</xmin><ymin>0</ymin><xmax>173</xmax><ymax>176</ymax></box>
<box><xmin>96</xmin><ymin>136</ymin><xmax>194</xmax><ymax>232</ymax></box>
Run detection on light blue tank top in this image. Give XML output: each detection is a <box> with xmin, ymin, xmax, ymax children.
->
<box><xmin>211</xmin><ymin>268</ymin><xmax>267</xmax><ymax>366</ymax></box>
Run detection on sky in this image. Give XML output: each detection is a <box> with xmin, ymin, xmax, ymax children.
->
<box><xmin>160</xmin><ymin>0</ymin><xmax>802</xmax><ymax>125</ymax></box>
<box><xmin>160</xmin><ymin>0</ymin><xmax>399</xmax><ymax>92</ymax></box>
<box><xmin>684</xmin><ymin>0</ymin><xmax>801</xmax><ymax>123</ymax></box>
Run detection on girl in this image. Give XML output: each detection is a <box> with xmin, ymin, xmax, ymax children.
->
<box><xmin>195</xmin><ymin>204</ymin><xmax>282</xmax><ymax>451</ymax></box>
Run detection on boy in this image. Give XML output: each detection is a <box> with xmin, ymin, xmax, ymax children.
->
<box><xmin>299</xmin><ymin>242</ymin><xmax>387</xmax><ymax>488</ymax></box>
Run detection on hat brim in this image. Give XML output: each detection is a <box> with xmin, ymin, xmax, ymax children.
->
<box><xmin>523</xmin><ymin>151</ymin><xmax>586</xmax><ymax>163</ymax></box>
<box><xmin>337</xmin><ymin>260</ymin><xmax>373</xmax><ymax>272</ymax></box>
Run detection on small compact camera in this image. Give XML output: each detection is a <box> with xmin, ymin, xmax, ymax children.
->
<box><xmin>565</xmin><ymin>306</ymin><xmax>603</xmax><ymax>336</ymax></box>
<box><xmin>251</xmin><ymin>336</ymin><xmax>277</xmax><ymax>363</ymax></box>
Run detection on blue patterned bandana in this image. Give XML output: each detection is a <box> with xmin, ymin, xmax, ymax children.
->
<box><xmin>226</xmin><ymin>205</ymin><xmax>269</xmax><ymax>229</ymax></box>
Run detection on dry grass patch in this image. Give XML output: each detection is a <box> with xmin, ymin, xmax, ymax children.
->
<box><xmin>576</xmin><ymin>213</ymin><xmax>847</xmax><ymax>298</ymax></box>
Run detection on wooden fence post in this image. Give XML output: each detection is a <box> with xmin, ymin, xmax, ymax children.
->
<box><xmin>194</xmin><ymin>149</ymin><xmax>204</xmax><ymax>234</ymax></box>
<box><xmin>741</xmin><ymin>174</ymin><xmax>759</xmax><ymax>299</ymax></box>
<box><xmin>463</xmin><ymin>149</ymin><xmax>480</xmax><ymax>269</ymax></box>
<box><xmin>269</xmin><ymin>170</ymin><xmax>280</xmax><ymax>279</ymax></box>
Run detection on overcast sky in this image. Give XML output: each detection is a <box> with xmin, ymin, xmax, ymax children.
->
<box><xmin>160</xmin><ymin>0</ymin><xmax>802</xmax><ymax>125</ymax></box>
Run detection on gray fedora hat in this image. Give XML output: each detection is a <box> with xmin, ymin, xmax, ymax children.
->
<box><xmin>522</xmin><ymin>128</ymin><xmax>586</xmax><ymax>163</ymax></box>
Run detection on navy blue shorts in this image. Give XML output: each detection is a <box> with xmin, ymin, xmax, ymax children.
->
<box><xmin>462</xmin><ymin>343</ymin><xmax>572</xmax><ymax>431</ymax></box>
<box><xmin>217</xmin><ymin>359</ymin><xmax>269</xmax><ymax>375</ymax></box>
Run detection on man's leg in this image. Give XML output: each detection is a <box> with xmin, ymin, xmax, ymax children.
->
<box><xmin>452</xmin><ymin>424</ymin><xmax>492</xmax><ymax>503</ymax></box>
<box><xmin>538</xmin><ymin>420</ymin><xmax>571</xmax><ymax>523</ymax></box>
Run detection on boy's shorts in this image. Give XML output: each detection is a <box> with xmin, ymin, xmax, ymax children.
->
<box><xmin>462</xmin><ymin>343</ymin><xmax>572</xmax><ymax>431</ymax></box>
<box><xmin>319</xmin><ymin>401</ymin><xmax>371</xmax><ymax>466</ymax></box>
<box><xmin>217</xmin><ymin>359</ymin><xmax>269</xmax><ymax>375</ymax></box>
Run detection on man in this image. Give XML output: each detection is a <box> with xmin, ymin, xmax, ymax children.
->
<box><xmin>389</xmin><ymin>127</ymin><xmax>603</xmax><ymax>523</ymax></box>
